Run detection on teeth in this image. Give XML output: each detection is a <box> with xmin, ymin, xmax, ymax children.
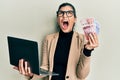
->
<box><xmin>63</xmin><ymin>21</ymin><xmax>68</xmax><ymax>23</ymax></box>
<box><xmin>63</xmin><ymin>21</ymin><xmax>67</xmax><ymax>23</ymax></box>
<box><xmin>63</xmin><ymin>20</ymin><xmax>68</xmax><ymax>21</ymax></box>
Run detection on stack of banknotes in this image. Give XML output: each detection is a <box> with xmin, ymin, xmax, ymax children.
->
<box><xmin>80</xmin><ymin>17</ymin><xmax>100</xmax><ymax>39</ymax></box>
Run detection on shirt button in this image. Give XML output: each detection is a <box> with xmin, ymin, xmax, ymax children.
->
<box><xmin>66</xmin><ymin>76</ymin><xmax>69</xmax><ymax>78</ymax></box>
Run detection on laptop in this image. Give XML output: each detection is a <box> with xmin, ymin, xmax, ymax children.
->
<box><xmin>7</xmin><ymin>36</ymin><xmax>59</xmax><ymax>76</ymax></box>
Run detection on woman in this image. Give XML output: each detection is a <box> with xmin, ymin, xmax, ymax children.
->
<box><xmin>15</xmin><ymin>2</ymin><xmax>99</xmax><ymax>80</ymax></box>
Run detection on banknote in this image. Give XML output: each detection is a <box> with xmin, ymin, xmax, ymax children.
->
<box><xmin>80</xmin><ymin>17</ymin><xmax>100</xmax><ymax>40</ymax></box>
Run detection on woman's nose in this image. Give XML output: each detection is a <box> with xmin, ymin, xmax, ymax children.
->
<box><xmin>63</xmin><ymin>12</ymin><xmax>67</xmax><ymax>18</ymax></box>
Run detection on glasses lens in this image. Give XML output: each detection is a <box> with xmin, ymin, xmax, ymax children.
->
<box><xmin>57</xmin><ymin>11</ymin><xmax>63</xmax><ymax>17</ymax></box>
<box><xmin>66</xmin><ymin>11</ymin><xmax>74</xmax><ymax>17</ymax></box>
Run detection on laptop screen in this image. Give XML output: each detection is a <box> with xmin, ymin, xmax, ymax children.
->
<box><xmin>7</xmin><ymin>36</ymin><xmax>40</xmax><ymax>75</ymax></box>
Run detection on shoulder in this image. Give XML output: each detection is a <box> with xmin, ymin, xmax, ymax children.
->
<box><xmin>44</xmin><ymin>32</ymin><xmax>59</xmax><ymax>40</ymax></box>
<box><xmin>74</xmin><ymin>31</ymin><xmax>84</xmax><ymax>40</ymax></box>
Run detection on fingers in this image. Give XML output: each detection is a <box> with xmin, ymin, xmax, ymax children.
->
<box><xmin>28</xmin><ymin>67</ymin><xmax>31</xmax><ymax>74</ymax></box>
<box><xmin>14</xmin><ymin>59</ymin><xmax>34</xmax><ymax>79</ymax></box>
<box><xmin>89</xmin><ymin>33</ymin><xmax>95</xmax><ymax>44</ymax></box>
<box><xmin>18</xmin><ymin>59</ymin><xmax>32</xmax><ymax>76</ymax></box>
<box><xmin>85</xmin><ymin>32</ymin><xmax>99</xmax><ymax>49</ymax></box>
<box><xmin>19</xmin><ymin>59</ymin><xmax>25</xmax><ymax>74</ymax></box>
<box><xmin>89</xmin><ymin>33</ymin><xmax>99</xmax><ymax>47</ymax></box>
<box><xmin>25</xmin><ymin>61</ymin><xmax>28</xmax><ymax>75</ymax></box>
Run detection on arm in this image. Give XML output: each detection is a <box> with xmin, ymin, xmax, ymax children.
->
<box><xmin>40</xmin><ymin>36</ymin><xmax>49</xmax><ymax>70</ymax></box>
<box><xmin>77</xmin><ymin>33</ymin><xmax>99</xmax><ymax>79</ymax></box>
<box><xmin>39</xmin><ymin>36</ymin><xmax>50</xmax><ymax>80</ymax></box>
<box><xmin>76</xmin><ymin>47</ymin><xmax>91</xmax><ymax>79</ymax></box>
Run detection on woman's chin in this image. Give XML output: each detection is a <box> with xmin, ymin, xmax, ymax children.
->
<box><xmin>61</xmin><ymin>29</ymin><xmax>71</xmax><ymax>33</ymax></box>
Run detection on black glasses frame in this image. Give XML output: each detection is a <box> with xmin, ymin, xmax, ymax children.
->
<box><xmin>57</xmin><ymin>10</ymin><xmax>74</xmax><ymax>17</ymax></box>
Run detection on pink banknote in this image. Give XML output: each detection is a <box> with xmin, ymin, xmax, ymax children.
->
<box><xmin>80</xmin><ymin>17</ymin><xmax>100</xmax><ymax>40</ymax></box>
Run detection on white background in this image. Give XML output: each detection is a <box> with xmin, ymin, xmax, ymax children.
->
<box><xmin>0</xmin><ymin>0</ymin><xmax>120</xmax><ymax>80</ymax></box>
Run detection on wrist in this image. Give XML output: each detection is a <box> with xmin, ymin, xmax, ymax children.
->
<box><xmin>83</xmin><ymin>45</ymin><xmax>94</xmax><ymax>57</ymax></box>
<box><xmin>84</xmin><ymin>44</ymin><xmax>94</xmax><ymax>50</ymax></box>
<box><xmin>29</xmin><ymin>74</ymin><xmax>34</xmax><ymax>80</ymax></box>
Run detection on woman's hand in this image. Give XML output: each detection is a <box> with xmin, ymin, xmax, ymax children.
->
<box><xmin>85</xmin><ymin>33</ymin><xmax>99</xmax><ymax>50</ymax></box>
<box><xmin>13</xmin><ymin>59</ymin><xmax>46</xmax><ymax>79</ymax></box>
<box><xmin>13</xmin><ymin>59</ymin><xmax>34</xmax><ymax>78</ymax></box>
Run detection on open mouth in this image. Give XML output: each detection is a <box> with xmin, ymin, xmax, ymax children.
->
<box><xmin>62</xmin><ymin>21</ymin><xmax>69</xmax><ymax>30</ymax></box>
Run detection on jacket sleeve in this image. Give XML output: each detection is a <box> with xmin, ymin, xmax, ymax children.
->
<box><xmin>76</xmin><ymin>34</ymin><xmax>91</xmax><ymax>79</ymax></box>
<box><xmin>39</xmin><ymin>36</ymin><xmax>50</xmax><ymax>80</ymax></box>
<box><xmin>40</xmin><ymin>36</ymin><xmax>49</xmax><ymax>70</ymax></box>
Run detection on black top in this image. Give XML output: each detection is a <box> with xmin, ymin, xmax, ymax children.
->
<box><xmin>51</xmin><ymin>30</ymin><xmax>73</xmax><ymax>80</ymax></box>
<box><xmin>51</xmin><ymin>30</ymin><xmax>93</xmax><ymax>80</ymax></box>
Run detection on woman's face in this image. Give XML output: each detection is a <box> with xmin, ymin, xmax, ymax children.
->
<box><xmin>57</xmin><ymin>6</ymin><xmax>76</xmax><ymax>33</ymax></box>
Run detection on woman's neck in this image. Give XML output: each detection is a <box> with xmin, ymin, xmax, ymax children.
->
<box><xmin>59</xmin><ymin>30</ymin><xmax>73</xmax><ymax>37</ymax></box>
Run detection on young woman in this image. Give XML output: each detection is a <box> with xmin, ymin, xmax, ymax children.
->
<box><xmin>15</xmin><ymin>2</ymin><xmax>99</xmax><ymax>80</ymax></box>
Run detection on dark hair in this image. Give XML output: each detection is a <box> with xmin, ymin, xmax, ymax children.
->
<box><xmin>57</xmin><ymin>2</ymin><xmax>77</xmax><ymax>18</ymax></box>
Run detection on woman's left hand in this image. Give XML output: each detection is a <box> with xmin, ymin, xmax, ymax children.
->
<box><xmin>85</xmin><ymin>33</ymin><xmax>99</xmax><ymax>50</ymax></box>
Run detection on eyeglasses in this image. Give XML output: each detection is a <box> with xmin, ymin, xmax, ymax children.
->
<box><xmin>57</xmin><ymin>10</ymin><xmax>74</xmax><ymax>17</ymax></box>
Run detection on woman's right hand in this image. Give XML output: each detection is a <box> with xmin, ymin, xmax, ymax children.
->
<box><xmin>13</xmin><ymin>59</ymin><xmax>34</xmax><ymax>78</ymax></box>
<box><xmin>13</xmin><ymin>59</ymin><xmax>46</xmax><ymax>79</ymax></box>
